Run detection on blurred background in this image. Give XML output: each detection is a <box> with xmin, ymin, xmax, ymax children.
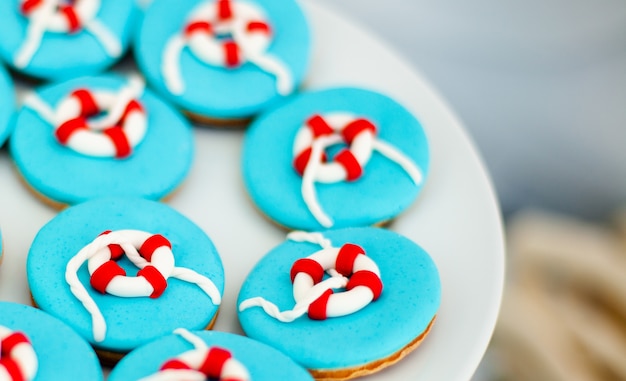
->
<box><xmin>316</xmin><ymin>1</ymin><xmax>626</xmax><ymax>380</ymax></box>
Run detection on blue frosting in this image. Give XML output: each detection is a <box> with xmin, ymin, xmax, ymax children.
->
<box><xmin>134</xmin><ymin>0</ymin><xmax>311</xmax><ymax>119</ymax></box>
<box><xmin>0</xmin><ymin>0</ymin><xmax>137</xmax><ymax>79</ymax></box>
<box><xmin>242</xmin><ymin>87</ymin><xmax>430</xmax><ymax>230</ymax></box>
<box><xmin>27</xmin><ymin>197</ymin><xmax>225</xmax><ymax>353</ymax></box>
<box><xmin>237</xmin><ymin>227</ymin><xmax>441</xmax><ymax>371</ymax></box>
<box><xmin>10</xmin><ymin>74</ymin><xmax>194</xmax><ymax>206</ymax></box>
<box><xmin>0</xmin><ymin>301</ymin><xmax>103</xmax><ymax>380</ymax></box>
<box><xmin>0</xmin><ymin>64</ymin><xmax>15</xmax><ymax>146</ymax></box>
<box><xmin>109</xmin><ymin>330</ymin><xmax>313</xmax><ymax>381</ymax></box>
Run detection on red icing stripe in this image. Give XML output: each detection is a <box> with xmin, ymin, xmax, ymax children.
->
<box><xmin>308</xmin><ymin>289</ymin><xmax>333</xmax><ymax>320</ymax></box>
<box><xmin>103</xmin><ymin>126</ymin><xmax>132</xmax><ymax>158</ymax></box>
<box><xmin>59</xmin><ymin>5</ymin><xmax>81</xmax><ymax>33</ymax></box>
<box><xmin>290</xmin><ymin>258</ymin><xmax>324</xmax><ymax>284</ymax></box>
<box><xmin>1</xmin><ymin>332</ymin><xmax>29</xmax><ymax>356</ymax></box>
<box><xmin>293</xmin><ymin>147</ymin><xmax>312</xmax><ymax>176</ymax></box>
<box><xmin>306</xmin><ymin>115</ymin><xmax>334</xmax><ymax>137</ymax></box>
<box><xmin>120</xmin><ymin>99</ymin><xmax>144</xmax><ymax>122</ymax></box>
<box><xmin>55</xmin><ymin>117</ymin><xmax>88</xmax><ymax>144</ymax></box>
<box><xmin>346</xmin><ymin>270</ymin><xmax>383</xmax><ymax>300</ymax></box>
<box><xmin>217</xmin><ymin>0</ymin><xmax>233</xmax><ymax>20</ymax></box>
<box><xmin>341</xmin><ymin>118</ymin><xmax>376</xmax><ymax>144</ymax></box>
<box><xmin>247</xmin><ymin>21</ymin><xmax>271</xmax><ymax>34</ymax></box>
<box><xmin>199</xmin><ymin>347</ymin><xmax>232</xmax><ymax>378</ymax></box>
<box><xmin>223</xmin><ymin>41</ymin><xmax>240</xmax><ymax>67</ymax></box>
<box><xmin>0</xmin><ymin>358</ymin><xmax>25</xmax><ymax>381</ymax></box>
<box><xmin>160</xmin><ymin>359</ymin><xmax>192</xmax><ymax>371</ymax></box>
<box><xmin>335</xmin><ymin>243</ymin><xmax>364</xmax><ymax>277</ymax></box>
<box><xmin>138</xmin><ymin>234</ymin><xmax>171</xmax><ymax>262</ymax></box>
<box><xmin>98</xmin><ymin>231</ymin><xmax>124</xmax><ymax>260</ymax></box>
<box><xmin>72</xmin><ymin>89</ymin><xmax>99</xmax><ymax>117</ymax></box>
<box><xmin>90</xmin><ymin>260</ymin><xmax>126</xmax><ymax>294</ymax></box>
<box><xmin>20</xmin><ymin>0</ymin><xmax>42</xmax><ymax>15</ymax></box>
<box><xmin>137</xmin><ymin>265</ymin><xmax>167</xmax><ymax>298</ymax></box>
<box><xmin>334</xmin><ymin>149</ymin><xmax>362</xmax><ymax>181</ymax></box>
<box><xmin>184</xmin><ymin>21</ymin><xmax>213</xmax><ymax>37</ymax></box>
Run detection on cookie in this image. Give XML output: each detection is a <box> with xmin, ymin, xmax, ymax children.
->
<box><xmin>10</xmin><ymin>73</ymin><xmax>194</xmax><ymax>208</ymax></box>
<box><xmin>242</xmin><ymin>87</ymin><xmax>430</xmax><ymax>230</ymax></box>
<box><xmin>237</xmin><ymin>227</ymin><xmax>441</xmax><ymax>380</ymax></box>
<box><xmin>0</xmin><ymin>64</ymin><xmax>16</xmax><ymax>147</ymax></box>
<box><xmin>134</xmin><ymin>0</ymin><xmax>311</xmax><ymax>124</ymax></box>
<box><xmin>0</xmin><ymin>301</ymin><xmax>103</xmax><ymax>380</ymax></box>
<box><xmin>26</xmin><ymin>197</ymin><xmax>225</xmax><ymax>363</ymax></box>
<box><xmin>0</xmin><ymin>0</ymin><xmax>137</xmax><ymax>80</ymax></box>
<box><xmin>108</xmin><ymin>329</ymin><xmax>314</xmax><ymax>381</ymax></box>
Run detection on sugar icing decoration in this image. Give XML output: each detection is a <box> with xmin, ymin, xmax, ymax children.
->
<box><xmin>23</xmin><ymin>76</ymin><xmax>147</xmax><ymax>159</ymax></box>
<box><xmin>0</xmin><ymin>326</ymin><xmax>38</xmax><ymax>381</ymax></box>
<box><xmin>292</xmin><ymin>113</ymin><xmax>424</xmax><ymax>228</ymax></box>
<box><xmin>138</xmin><ymin>328</ymin><xmax>250</xmax><ymax>381</ymax></box>
<box><xmin>65</xmin><ymin>229</ymin><xmax>222</xmax><ymax>342</ymax></box>
<box><xmin>239</xmin><ymin>231</ymin><xmax>383</xmax><ymax>322</ymax></box>
<box><xmin>15</xmin><ymin>0</ymin><xmax>122</xmax><ymax>69</ymax></box>
<box><xmin>162</xmin><ymin>0</ymin><xmax>292</xmax><ymax>96</ymax></box>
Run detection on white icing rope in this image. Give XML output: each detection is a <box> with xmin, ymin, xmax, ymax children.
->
<box><xmin>65</xmin><ymin>230</ymin><xmax>222</xmax><ymax>343</ymax></box>
<box><xmin>161</xmin><ymin>0</ymin><xmax>293</xmax><ymax>95</ymax></box>
<box><xmin>15</xmin><ymin>0</ymin><xmax>122</xmax><ymax>68</ymax></box>
<box><xmin>239</xmin><ymin>231</ymin><xmax>383</xmax><ymax>322</ymax></box>
<box><xmin>138</xmin><ymin>328</ymin><xmax>250</xmax><ymax>381</ymax></box>
<box><xmin>0</xmin><ymin>326</ymin><xmax>38</xmax><ymax>381</ymax></box>
<box><xmin>292</xmin><ymin>112</ymin><xmax>424</xmax><ymax>228</ymax></box>
<box><xmin>22</xmin><ymin>76</ymin><xmax>147</xmax><ymax>159</ymax></box>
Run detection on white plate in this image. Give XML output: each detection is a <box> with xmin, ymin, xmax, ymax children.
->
<box><xmin>0</xmin><ymin>2</ymin><xmax>504</xmax><ymax>380</ymax></box>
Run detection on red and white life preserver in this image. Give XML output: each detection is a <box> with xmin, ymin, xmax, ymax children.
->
<box><xmin>162</xmin><ymin>0</ymin><xmax>292</xmax><ymax>95</ymax></box>
<box><xmin>15</xmin><ymin>0</ymin><xmax>122</xmax><ymax>68</ymax></box>
<box><xmin>0</xmin><ymin>327</ymin><xmax>38</xmax><ymax>381</ymax></box>
<box><xmin>65</xmin><ymin>229</ymin><xmax>222</xmax><ymax>342</ymax></box>
<box><xmin>238</xmin><ymin>231</ymin><xmax>383</xmax><ymax>323</ymax></box>
<box><xmin>23</xmin><ymin>77</ymin><xmax>147</xmax><ymax>159</ymax></box>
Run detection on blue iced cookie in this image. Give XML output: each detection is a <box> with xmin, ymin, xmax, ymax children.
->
<box><xmin>10</xmin><ymin>73</ymin><xmax>194</xmax><ymax>208</ymax></box>
<box><xmin>0</xmin><ymin>301</ymin><xmax>103</xmax><ymax>380</ymax></box>
<box><xmin>27</xmin><ymin>197</ymin><xmax>225</xmax><ymax>362</ymax></box>
<box><xmin>109</xmin><ymin>329</ymin><xmax>313</xmax><ymax>381</ymax></box>
<box><xmin>242</xmin><ymin>87</ymin><xmax>430</xmax><ymax>230</ymax></box>
<box><xmin>134</xmin><ymin>0</ymin><xmax>311</xmax><ymax>122</ymax></box>
<box><xmin>0</xmin><ymin>0</ymin><xmax>137</xmax><ymax>80</ymax></box>
<box><xmin>237</xmin><ymin>227</ymin><xmax>441</xmax><ymax>380</ymax></box>
<box><xmin>0</xmin><ymin>64</ymin><xmax>16</xmax><ymax>146</ymax></box>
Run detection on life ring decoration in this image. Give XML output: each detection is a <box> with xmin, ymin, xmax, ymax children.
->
<box><xmin>65</xmin><ymin>229</ymin><xmax>222</xmax><ymax>343</ymax></box>
<box><xmin>162</xmin><ymin>0</ymin><xmax>292</xmax><ymax>96</ymax></box>
<box><xmin>292</xmin><ymin>113</ymin><xmax>424</xmax><ymax>228</ymax></box>
<box><xmin>239</xmin><ymin>231</ymin><xmax>383</xmax><ymax>322</ymax></box>
<box><xmin>15</xmin><ymin>0</ymin><xmax>122</xmax><ymax>69</ymax></box>
<box><xmin>139</xmin><ymin>328</ymin><xmax>250</xmax><ymax>381</ymax></box>
<box><xmin>22</xmin><ymin>76</ymin><xmax>147</xmax><ymax>159</ymax></box>
<box><xmin>0</xmin><ymin>326</ymin><xmax>38</xmax><ymax>381</ymax></box>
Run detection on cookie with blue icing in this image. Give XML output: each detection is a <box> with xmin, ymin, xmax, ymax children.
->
<box><xmin>0</xmin><ymin>0</ymin><xmax>137</xmax><ymax>80</ymax></box>
<box><xmin>10</xmin><ymin>73</ymin><xmax>194</xmax><ymax>208</ymax></box>
<box><xmin>134</xmin><ymin>0</ymin><xmax>311</xmax><ymax>123</ymax></box>
<box><xmin>0</xmin><ymin>64</ymin><xmax>16</xmax><ymax>147</ymax></box>
<box><xmin>108</xmin><ymin>329</ymin><xmax>314</xmax><ymax>381</ymax></box>
<box><xmin>0</xmin><ymin>301</ymin><xmax>103</xmax><ymax>380</ymax></box>
<box><xmin>237</xmin><ymin>227</ymin><xmax>441</xmax><ymax>380</ymax></box>
<box><xmin>27</xmin><ymin>197</ymin><xmax>225</xmax><ymax>363</ymax></box>
<box><xmin>242</xmin><ymin>87</ymin><xmax>430</xmax><ymax>230</ymax></box>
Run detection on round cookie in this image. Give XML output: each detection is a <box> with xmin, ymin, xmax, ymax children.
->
<box><xmin>0</xmin><ymin>64</ymin><xmax>16</xmax><ymax>147</ymax></box>
<box><xmin>27</xmin><ymin>197</ymin><xmax>225</xmax><ymax>363</ymax></box>
<box><xmin>0</xmin><ymin>301</ymin><xmax>103</xmax><ymax>380</ymax></box>
<box><xmin>0</xmin><ymin>0</ymin><xmax>137</xmax><ymax>80</ymax></box>
<box><xmin>237</xmin><ymin>227</ymin><xmax>441</xmax><ymax>380</ymax></box>
<box><xmin>242</xmin><ymin>87</ymin><xmax>430</xmax><ymax>231</ymax></box>
<box><xmin>134</xmin><ymin>0</ymin><xmax>311</xmax><ymax>124</ymax></box>
<box><xmin>108</xmin><ymin>329</ymin><xmax>314</xmax><ymax>381</ymax></box>
<box><xmin>10</xmin><ymin>73</ymin><xmax>194</xmax><ymax>208</ymax></box>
